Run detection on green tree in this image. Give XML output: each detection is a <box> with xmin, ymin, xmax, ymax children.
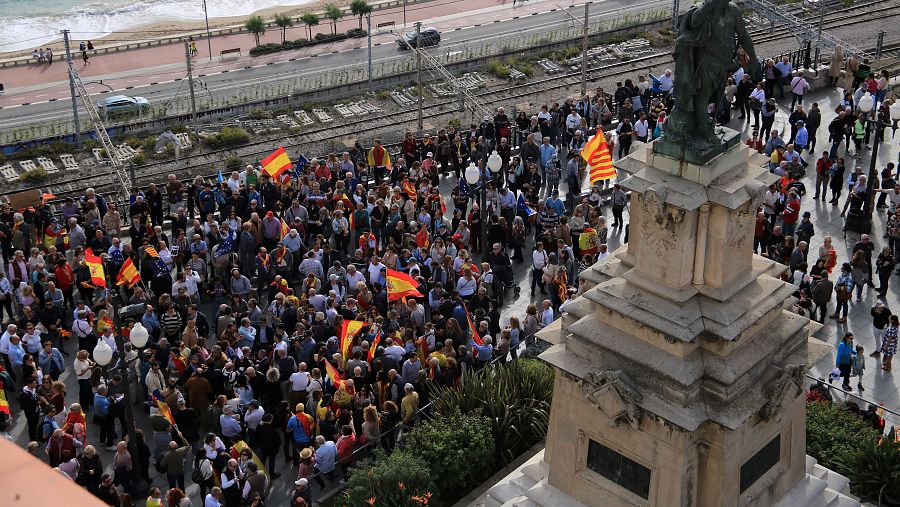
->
<box><xmin>245</xmin><ymin>15</ymin><xmax>266</xmax><ymax>47</ymax></box>
<box><xmin>350</xmin><ymin>0</ymin><xmax>372</xmax><ymax>30</ymax></box>
<box><xmin>273</xmin><ymin>13</ymin><xmax>293</xmax><ymax>43</ymax></box>
<box><xmin>300</xmin><ymin>12</ymin><xmax>320</xmax><ymax>40</ymax></box>
<box><xmin>324</xmin><ymin>4</ymin><xmax>343</xmax><ymax>35</ymax></box>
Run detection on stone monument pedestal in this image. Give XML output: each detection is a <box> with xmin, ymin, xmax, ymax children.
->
<box><xmin>511</xmin><ymin>135</ymin><xmax>860</xmax><ymax>507</ymax></box>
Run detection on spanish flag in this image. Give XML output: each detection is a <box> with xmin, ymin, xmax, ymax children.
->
<box><xmin>83</xmin><ymin>248</ymin><xmax>107</xmax><ymax>288</ymax></box>
<box><xmin>151</xmin><ymin>390</ymin><xmax>176</xmax><ymax>427</ymax></box>
<box><xmin>402</xmin><ymin>180</ymin><xmax>417</xmax><ymax>201</ymax></box>
<box><xmin>416</xmin><ymin>334</ymin><xmax>428</xmax><ymax>360</ymax></box>
<box><xmin>232</xmin><ymin>440</ymin><xmax>269</xmax><ymax>480</ymax></box>
<box><xmin>115</xmin><ymin>257</ymin><xmax>141</xmax><ymax>287</ymax></box>
<box><xmin>0</xmin><ymin>378</ymin><xmax>9</xmax><ymax>414</ymax></box>
<box><xmin>368</xmin><ymin>330</ymin><xmax>382</xmax><ymax>362</ymax></box>
<box><xmin>386</xmin><ymin>268</ymin><xmax>423</xmax><ymax>301</ymax></box>
<box><xmin>582</xmin><ymin>129</ymin><xmax>616</xmax><ymax>186</ymax></box>
<box><xmin>261</xmin><ymin>147</ymin><xmax>293</xmax><ymax>180</ymax></box>
<box><xmin>416</xmin><ymin>228</ymin><xmax>430</xmax><ymax>249</ymax></box>
<box><xmin>340</xmin><ymin>320</ymin><xmax>366</xmax><ymax>362</ymax></box>
<box><xmin>280</xmin><ymin>218</ymin><xmax>289</xmax><ymax>239</ymax></box>
<box><xmin>464</xmin><ymin>304</ymin><xmax>483</xmax><ymax>346</ymax></box>
<box><xmin>324</xmin><ymin>359</ymin><xmax>346</xmax><ymax>389</ymax></box>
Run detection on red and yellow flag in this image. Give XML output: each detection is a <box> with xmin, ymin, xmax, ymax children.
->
<box><xmin>464</xmin><ymin>304</ymin><xmax>483</xmax><ymax>346</ymax></box>
<box><xmin>83</xmin><ymin>248</ymin><xmax>107</xmax><ymax>288</ymax></box>
<box><xmin>115</xmin><ymin>257</ymin><xmax>141</xmax><ymax>287</ymax></box>
<box><xmin>416</xmin><ymin>334</ymin><xmax>428</xmax><ymax>360</ymax></box>
<box><xmin>280</xmin><ymin>218</ymin><xmax>290</xmax><ymax>239</ymax></box>
<box><xmin>386</xmin><ymin>268</ymin><xmax>423</xmax><ymax>301</ymax></box>
<box><xmin>402</xmin><ymin>180</ymin><xmax>417</xmax><ymax>201</ymax></box>
<box><xmin>0</xmin><ymin>378</ymin><xmax>9</xmax><ymax>414</ymax></box>
<box><xmin>582</xmin><ymin>129</ymin><xmax>616</xmax><ymax>185</ymax></box>
<box><xmin>368</xmin><ymin>330</ymin><xmax>382</xmax><ymax>362</ymax></box>
<box><xmin>324</xmin><ymin>360</ymin><xmax>345</xmax><ymax>389</ymax></box>
<box><xmin>339</xmin><ymin>319</ymin><xmax>366</xmax><ymax>361</ymax></box>
<box><xmin>261</xmin><ymin>147</ymin><xmax>292</xmax><ymax>180</ymax></box>
<box><xmin>154</xmin><ymin>397</ymin><xmax>176</xmax><ymax>427</ymax></box>
<box><xmin>144</xmin><ymin>245</ymin><xmax>160</xmax><ymax>258</ymax></box>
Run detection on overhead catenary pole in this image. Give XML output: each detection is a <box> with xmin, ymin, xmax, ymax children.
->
<box><xmin>581</xmin><ymin>2</ymin><xmax>589</xmax><ymax>98</ymax></box>
<box><xmin>62</xmin><ymin>30</ymin><xmax>82</xmax><ymax>149</ymax></box>
<box><xmin>672</xmin><ymin>0</ymin><xmax>680</xmax><ymax>32</ymax></box>
<box><xmin>184</xmin><ymin>41</ymin><xmax>200</xmax><ymax>137</ymax></box>
<box><xmin>367</xmin><ymin>13</ymin><xmax>373</xmax><ymax>93</ymax></box>
<box><xmin>202</xmin><ymin>0</ymin><xmax>213</xmax><ymax>61</ymax></box>
<box><xmin>404</xmin><ymin>0</ymin><xmax>408</xmax><ymax>26</ymax></box>
<box><xmin>416</xmin><ymin>22</ymin><xmax>423</xmax><ymax>133</ymax></box>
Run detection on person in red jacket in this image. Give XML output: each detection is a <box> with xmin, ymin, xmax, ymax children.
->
<box><xmin>335</xmin><ymin>424</ymin><xmax>356</xmax><ymax>479</ymax></box>
<box><xmin>782</xmin><ymin>190</ymin><xmax>801</xmax><ymax>237</ymax></box>
<box><xmin>46</xmin><ymin>428</ymin><xmax>83</xmax><ymax>467</ymax></box>
<box><xmin>53</xmin><ymin>258</ymin><xmax>75</xmax><ymax>310</ymax></box>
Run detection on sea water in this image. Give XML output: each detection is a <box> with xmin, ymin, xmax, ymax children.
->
<box><xmin>0</xmin><ymin>0</ymin><xmax>315</xmax><ymax>53</ymax></box>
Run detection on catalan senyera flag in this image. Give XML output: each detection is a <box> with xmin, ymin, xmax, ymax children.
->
<box><xmin>144</xmin><ymin>245</ymin><xmax>160</xmax><ymax>258</ymax></box>
<box><xmin>402</xmin><ymin>180</ymin><xmax>417</xmax><ymax>201</ymax></box>
<box><xmin>386</xmin><ymin>268</ymin><xmax>423</xmax><ymax>301</ymax></box>
<box><xmin>582</xmin><ymin>129</ymin><xmax>616</xmax><ymax>185</ymax></box>
<box><xmin>368</xmin><ymin>330</ymin><xmax>382</xmax><ymax>362</ymax></box>
<box><xmin>115</xmin><ymin>257</ymin><xmax>141</xmax><ymax>287</ymax></box>
<box><xmin>280</xmin><ymin>218</ymin><xmax>289</xmax><ymax>239</ymax></box>
<box><xmin>261</xmin><ymin>147</ymin><xmax>292</xmax><ymax>180</ymax></box>
<box><xmin>0</xmin><ymin>378</ymin><xmax>9</xmax><ymax>414</ymax></box>
<box><xmin>464</xmin><ymin>304</ymin><xmax>483</xmax><ymax>346</ymax></box>
<box><xmin>324</xmin><ymin>359</ymin><xmax>346</xmax><ymax>389</ymax></box>
<box><xmin>339</xmin><ymin>319</ymin><xmax>366</xmax><ymax>362</ymax></box>
<box><xmin>83</xmin><ymin>248</ymin><xmax>107</xmax><ymax>288</ymax></box>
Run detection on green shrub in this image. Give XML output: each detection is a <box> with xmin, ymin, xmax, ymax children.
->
<box><xmin>225</xmin><ymin>156</ymin><xmax>244</xmax><ymax>171</ymax></box>
<box><xmin>11</xmin><ymin>145</ymin><xmax>54</xmax><ymax>161</ymax></box>
<box><xmin>142</xmin><ymin>137</ymin><xmax>157</xmax><ymax>153</ymax></box>
<box><xmin>204</xmin><ymin>127</ymin><xmax>250</xmax><ymax>149</ymax></box>
<box><xmin>836</xmin><ymin>427</ymin><xmax>900</xmax><ymax>505</ymax></box>
<box><xmin>248</xmin><ymin>43</ymin><xmax>281</xmax><ymax>56</ymax></box>
<box><xmin>807</xmin><ymin>401</ymin><xmax>879</xmax><ymax>472</ymax></box>
<box><xmin>19</xmin><ymin>168</ymin><xmax>50</xmax><ymax>184</ymax></box>
<box><xmin>246</xmin><ymin>108</ymin><xmax>273</xmax><ymax>120</ymax></box>
<box><xmin>486</xmin><ymin>59</ymin><xmax>510</xmax><ymax>79</ymax></box>
<box><xmin>404</xmin><ymin>409</ymin><xmax>493</xmax><ymax>502</ymax></box>
<box><xmin>346</xmin><ymin>28</ymin><xmax>367</xmax><ymax>38</ymax></box>
<box><xmin>430</xmin><ymin>359</ymin><xmax>553</xmax><ymax>467</ymax></box>
<box><xmin>49</xmin><ymin>140</ymin><xmax>74</xmax><ymax>154</ymax></box>
<box><xmin>169</xmin><ymin>124</ymin><xmax>188</xmax><ymax>134</ymax></box>
<box><xmin>341</xmin><ymin>450</ymin><xmax>435</xmax><ymax>506</ymax></box>
<box><xmin>131</xmin><ymin>153</ymin><xmax>145</xmax><ymax>165</ymax></box>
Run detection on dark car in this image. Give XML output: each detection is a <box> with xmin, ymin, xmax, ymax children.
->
<box><xmin>397</xmin><ymin>27</ymin><xmax>441</xmax><ymax>49</ymax></box>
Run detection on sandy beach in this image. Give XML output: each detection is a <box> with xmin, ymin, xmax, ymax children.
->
<box><xmin>2</xmin><ymin>0</ymin><xmax>361</xmax><ymax>58</ymax></box>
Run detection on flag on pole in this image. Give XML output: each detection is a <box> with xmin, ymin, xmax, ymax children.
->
<box><xmin>151</xmin><ymin>390</ymin><xmax>176</xmax><ymax>427</ymax></box>
<box><xmin>293</xmin><ymin>154</ymin><xmax>310</xmax><ymax>179</ymax></box>
<box><xmin>582</xmin><ymin>130</ymin><xmax>617</xmax><ymax>185</ymax></box>
<box><xmin>464</xmin><ymin>304</ymin><xmax>483</xmax><ymax>346</ymax></box>
<box><xmin>323</xmin><ymin>360</ymin><xmax>346</xmax><ymax>389</ymax></box>
<box><xmin>339</xmin><ymin>320</ymin><xmax>366</xmax><ymax>362</ymax></box>
<box><xmin>231</xmin><ymin>440</ymin><xmax>269</xmax><ymax>480</ymax></box>
<box><xmin>144</xmin><ymin>245</ymin><xmax>160</xmax><ymax>258</ymax></box>
<box><xmin>115</xmin><ymin>257</ymin><xmax>141</xmax><ymax>287</ymax></box>
<box><xmin>261</xmin><ymin>147</ymin><xmax>293</xmax><ymax>180</ymax></box>
<box><xmin>385</xmin><ymin>268</ymin><xmax>423</xmax><ymax>301</ymax></box>
<box><xmin>83</xmin><ymin>248</ymin><xmax>107</xmax><ymax>288</ymax></box>
<box><xmin>402</xmin><ymin>180</ymin><xmax>417</xmax><ymax>201</ymax></box>
<box><xmin>280</xmin><ymin>219</ymin><xmax>289</xmax><ymax>240</ymax></box>
<box><xmin>368</xmin><ymin>330</ymin><xmax>382</xmax><ymax>362</ymax></box>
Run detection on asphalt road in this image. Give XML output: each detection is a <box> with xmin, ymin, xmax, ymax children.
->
<box><xmin>0</xmin><ymin>0</ymin><xmax>668</xmax><ymax>133</ymax></box>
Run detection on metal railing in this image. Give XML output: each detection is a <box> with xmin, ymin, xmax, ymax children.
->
<box><xmin>806</xmin><ymin>373</ymin><xmax>900</xmax><ymax>433</ymax></box>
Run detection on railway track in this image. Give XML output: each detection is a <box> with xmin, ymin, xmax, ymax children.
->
<box><xmin>8</xmin><ymin>0</ymin><xmax>900</xmax><ymax>203</ymax></box>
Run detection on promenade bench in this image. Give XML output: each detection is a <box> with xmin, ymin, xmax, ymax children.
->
<box><xmin>221</xmin><ymin>48</ymin><xmax>241</xmax><ymax>59</ymax></box>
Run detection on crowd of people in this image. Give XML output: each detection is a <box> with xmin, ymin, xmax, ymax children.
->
<box><xmin>0</xmin><ymin>32</ymin><xmax>897</xmax><ymax>506</ymax></box>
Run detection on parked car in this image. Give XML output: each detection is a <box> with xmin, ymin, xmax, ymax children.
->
<box><xmin>397</xmin><ymin>27</ymin><xmax>441</xmax><ymax>49</ymax></box>
<box><xmin>98</xmin><ymin>95</ymin><xmax>150</xmax><ymax>115</ymax></box>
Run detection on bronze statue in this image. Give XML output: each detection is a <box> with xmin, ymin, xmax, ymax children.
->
<box><xmin>658</xmin><ymin>0</ymin><xmax>760</xmax><ymax>162</ymax></box>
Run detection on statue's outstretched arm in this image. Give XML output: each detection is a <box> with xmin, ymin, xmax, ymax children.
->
<box><xmin>734</xmin><ymin>12</ymin><xmax>757</xmax><ymax>63</ymax></box>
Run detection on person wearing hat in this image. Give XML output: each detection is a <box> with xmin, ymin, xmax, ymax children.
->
<box><xmin>256</xmin><ymin>412</ymin><xmax>281</xmax><ymax>478</ymax></box>
<box><xmin>287</xmin><ymin>402</ymin><xmax>315</xmax><ymax>465</ymax></box>
<box><xmin>796</xmin><ymin>211</ymin><xmax>815</xmax><ymax>246</ymax></box>
<box><xmin>292</xmin><ymin>477</ymin><xmax>312</xmax><ymax>506</ymax></box>
<box><xmin>400</xmin><ymin>383</ymin><xmax>419</xmax><ymax>427</ymax></box>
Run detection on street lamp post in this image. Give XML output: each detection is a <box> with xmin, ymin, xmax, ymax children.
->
<box><xmin>465</xmin><ymin>162</ymin><xmax>485</xmax><ymax>255</ymax></box>
<box><xmin>853</xmin><ymin>92</ymin><xmax>900</xmax><ymax>233</ymax></box>
<box><xmin>93</xmin><ymin>320</ymin><xmax>150</xmax><ymax>497</ymax></box>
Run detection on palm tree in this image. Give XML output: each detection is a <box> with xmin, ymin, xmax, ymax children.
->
<box><xmin>245</xmin><ymin>15</ymin><xmax>266</xmax><ymax>47</ymax></box>
<box><xmin>300</xmin><ymin>12</ymin><xmax>320</xmax><ymax>41</ymax></box>
<box><xmin>350</xmin><ymin>0</ymin><xmax>372</xmax><ymax>30</ymax></box>
<box><xmin>274</xmin><ymin>13</ymin><xmax>294</xmax><ymax>43</ymax></box>
<box><xmin>324</xmin><ymin>4</ymin><xmax>343</xmax><ymax>35</ymax></box>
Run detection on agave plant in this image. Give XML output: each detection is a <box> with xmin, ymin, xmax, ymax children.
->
<box><xmin>836</xmin><ymin>427</ymin><xmax>900</xmax><ymax>506</ymax></box>
<box><xmin>429</xmin><ymin>359</ymin><xmax>554</xmax><ymax>467</ymax></box>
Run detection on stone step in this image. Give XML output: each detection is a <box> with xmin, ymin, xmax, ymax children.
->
<box><xmin>501</xmin><ymin>497</ymin><xmax>539</xmax><ymax>507</ymax></box>
<box><xmin>772</xmin><ymin>475</ymin><xmax>829</xmax><ymax>507</ymax></box>
<box><xmin>485</xmin><ymin>481</ymin><xmax>528</xmax><ymax>505</ymax></box>
<box><xmin>813</xmin><ymin>464</ymin><xmax>851</xmax><ymax>494</ymax></box>
<box><xmin>510</xmin><ymin>473</ymin><xmax>537</xmax><ymax>492</ymax></box>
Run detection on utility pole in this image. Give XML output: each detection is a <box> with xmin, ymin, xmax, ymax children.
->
<box><xmin>184</xmin><ymin>41</ymin><xmax>200</xmax><ymax>137</ymax></box>
<box><xmin>404</xmin><ymin>0</ymin><xmax>408</xmax><ymax>26</ymax></box>
<box><xmin>876</xmin><ymin>30</ymin><xmax>885</xmax><ymax>60</ymax></box>
<box><xmin>416</xmin><ymin>22</ymin><xmax>423</xmax><ymax>133</ymax></box>
<box><xmin>62</xmin><ymin>30</ymin><xmax>82</xmax><ymax>149</ymax></box>
<box><xmin>202</xmin><ymin>0</ymin><xmax>213</xmax><ymax>61</ymax></box>
<box><xmin>581</xmin><ymin>2</ymin><xmax>589</xmax><ymax>98</ymax></box>
<box><xmin>672</xmin><ymin>0</ymin><xmax>680</xmax><ymax>33</ymax></box>
<box><xmin>367</xmin><ymin>13</ymin><xmax>373</xmax><ymax>93</ymax></box>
